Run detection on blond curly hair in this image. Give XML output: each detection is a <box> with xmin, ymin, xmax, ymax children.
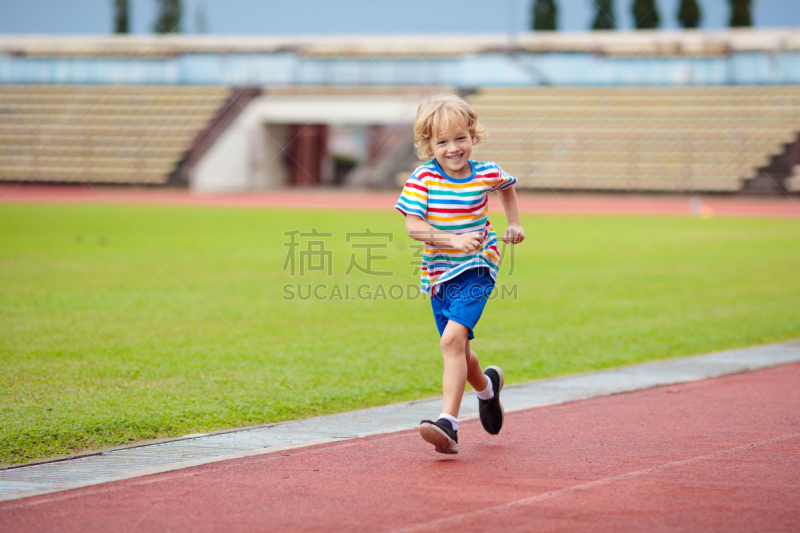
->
<box><xmin>413</xmin><ymin>94</ymin><xmax>487</xmax><ymax>160</ymax></box>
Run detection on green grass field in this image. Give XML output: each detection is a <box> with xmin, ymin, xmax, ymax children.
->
<box><xmin>1</xmin><ymin>202</ymin><xmax>799</xmax><ymax>466</ymax></box>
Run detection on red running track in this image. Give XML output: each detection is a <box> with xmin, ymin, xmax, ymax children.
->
<box><xmin>2</xmin><ymin>363</ymin><xmax>799</xmax><ymax>532</ymax></box>
<box><xmin>2</xmin><ymin>184</ymin><xmax>800</xmax><ymax>218</ymax></box>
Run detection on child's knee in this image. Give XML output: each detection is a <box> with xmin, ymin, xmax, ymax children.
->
<box><xmin>440</xmin><ymin>326</ymin><xmax>468</xmax><ymax>354</ymax></box>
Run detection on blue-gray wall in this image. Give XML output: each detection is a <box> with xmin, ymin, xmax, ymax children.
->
<box><xmin>3</xmin><ymin>51</ymin><xmax>800</xmax><ymax>87</ymax></box>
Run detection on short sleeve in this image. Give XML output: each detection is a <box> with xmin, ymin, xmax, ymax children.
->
<box><xmin>489</xmin><ymin>165</ymin><xmax>518</xmax><ymax>192</ymax></box>
<box><xmin>394</xmin><ymin>172</ymin><xmax>428</xmax><ymax>219</ymax></box>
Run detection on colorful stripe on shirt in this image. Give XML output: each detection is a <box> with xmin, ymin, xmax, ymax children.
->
<box><xmin>395</xmin><ymin>159</ymin><xmax>517</xmax><ymax>294</ymax></box>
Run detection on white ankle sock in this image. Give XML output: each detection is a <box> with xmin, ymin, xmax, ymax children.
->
<box><xmin>476</xmin><ymin>379</ymin><xmax>494</xmax><ymax>400</ymax></box>
<box><xmin>438</xmin><ymin>413</ymin><xmax>458</xmax><ymax>431</ymax></box>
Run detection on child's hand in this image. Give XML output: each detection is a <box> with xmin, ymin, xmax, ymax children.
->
<box><xmin>503</xmin><ymin>224</ymin><xmax>525</xmax><ymax>245</ymax></box>
<box><xmin>451</xmin><ymin>231</ymin><xmax>484</xmax><ymax>252</ymax></box>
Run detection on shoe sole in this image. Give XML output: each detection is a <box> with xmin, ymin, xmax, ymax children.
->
<box><xmin>419</xmin><ymin>423</ymin><xmax>459</xmax><ymax>454</ymax></box>
<box><xmin>485</xmin><ymin>365</ymin><xmax>505</xmax><ymax>432</ymax></box>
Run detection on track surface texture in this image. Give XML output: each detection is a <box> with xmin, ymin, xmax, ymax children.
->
<box><xmin>2</xmin><ymin>363</ymin><xmax>798</xmax><ymax>532</ymax></box>
<box><xmin>2</xmin><ymin>184</ymin><xmax>800</xmax><ymax>218</ymax></box>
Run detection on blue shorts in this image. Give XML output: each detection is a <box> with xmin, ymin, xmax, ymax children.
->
<box><xmin>431</xmin><ymin>267</ymin><xmax>495</xmax><ymax>340</ymax></box>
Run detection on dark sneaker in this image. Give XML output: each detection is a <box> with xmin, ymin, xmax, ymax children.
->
<box><xmin>419</xmin><ymin>418</ymin><xmax>459</xmax><ymax>454</ymax></box>
<box><xmin>478</xmin><ymin>366</ymin><xmax>505</xmax><ymax>435</ymax></box>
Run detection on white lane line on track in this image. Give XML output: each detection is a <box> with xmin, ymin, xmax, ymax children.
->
<box><xmin>391</xmin><ymin>432</ymin><xmax>800</xmax><ymax>533</ymax></box>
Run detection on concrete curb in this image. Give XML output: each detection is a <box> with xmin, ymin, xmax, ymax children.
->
<box><xmin>1</xmin><ymin>340</ymin><xmax>798</xmax><ymax>503</ymax></box>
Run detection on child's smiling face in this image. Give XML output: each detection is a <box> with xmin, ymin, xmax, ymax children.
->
<box><xmin>431</xmin><ymin>125</ymin><xmax>475</xmax><ymax>179</ymax></box>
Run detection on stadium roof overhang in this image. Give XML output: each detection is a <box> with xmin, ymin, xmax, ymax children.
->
<box><xmin>1</xmin><ymin>29</ymin><xmax>800</xmax><ymax>59</ymax></box>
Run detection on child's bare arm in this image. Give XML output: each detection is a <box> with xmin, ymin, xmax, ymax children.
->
<box><xmin>497</xmin><ymin>186</ymin><xmax>525</xmax><ymax>244</ymax></box>
<box><xmin>405</xmin><ymin>214</ymin><xmax>483</xmax><ymax>253</ymax></box>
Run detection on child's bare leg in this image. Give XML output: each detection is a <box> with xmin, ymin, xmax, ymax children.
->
<box><xmin>465</xmin><ymin>339</ymin><xmax>489</xmax><ymax>393</ymax></box>
<box><xmin>440</xmin><ymin>321</ymin><xmax>470</xmax><ymax>417</ymax></box>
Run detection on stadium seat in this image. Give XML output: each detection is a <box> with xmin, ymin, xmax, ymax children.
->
<box><xmin>466</xmin><ymin>87</ymin><xmax>800</xmax><ymax>192</ymax></box>
<box><xmin>0</xmin><ymin>85</ymin><xmax>231</xmax><ymax>185</ymax></box>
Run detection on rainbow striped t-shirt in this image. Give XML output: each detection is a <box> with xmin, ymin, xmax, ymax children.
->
<box><xmin>395</xmin><ymin>159</ymin><xmax>518</xmax><ymax>295</ymax></box>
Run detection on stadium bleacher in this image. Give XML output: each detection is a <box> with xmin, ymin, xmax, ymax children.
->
<box><xmin>468</xmin><ymin>87</ymin><xmax>800</xmax><ymax>193</ymax></box>
<box><xmin>2</xmin><ymin>83</ymin><xmax>799</xmax><ymax>193</ymax></box>
<box><xmin>0</xmin><ymin>85</ymin><xmax>231</xmax><ymax>184</ymax></box>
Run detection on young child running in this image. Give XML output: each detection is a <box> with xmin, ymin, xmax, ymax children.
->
<box><xmin>395</xmin><ymin>94</ymin><xmax>525</xmax><ymax>454</ymax></box>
